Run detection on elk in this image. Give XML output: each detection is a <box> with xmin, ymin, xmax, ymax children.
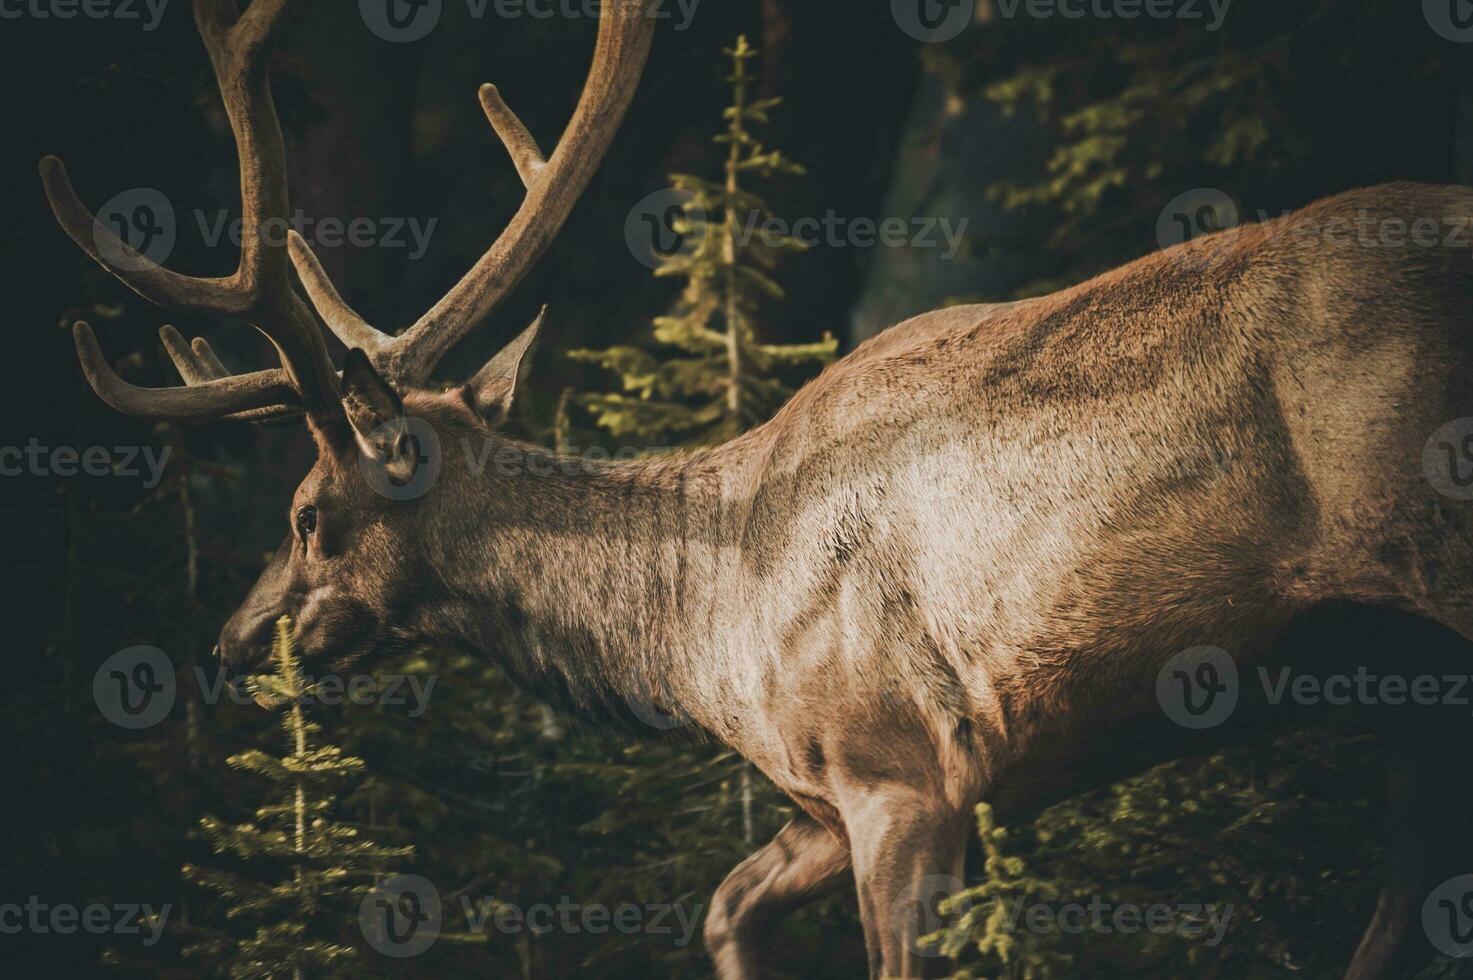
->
<box><xmin>43</xmin><ymin>1</ymin><xmax>1473</xmax><ymax>977</ymax></box>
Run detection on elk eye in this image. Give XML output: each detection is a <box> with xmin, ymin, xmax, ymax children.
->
<box><xmin>295</xmin><ymin>505</ymin><xmax>318</xmax><ymax>539</ymax></box>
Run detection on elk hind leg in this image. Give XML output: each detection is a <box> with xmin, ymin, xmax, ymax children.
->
<box><xmin>1343</xmin><ymin>616</ymin><xmax>1473</xmax><ymax>979</ymax></box>
<box><xmin>705</xmin><ymin>815</ymin><xmax>852</xmax><ymax>979</ymax></box>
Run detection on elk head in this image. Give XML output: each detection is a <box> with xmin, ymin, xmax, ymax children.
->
<box><xmin>42</xmin><ymin>0</ymin><xmax>655</xmax><ymax>676</ymax></box>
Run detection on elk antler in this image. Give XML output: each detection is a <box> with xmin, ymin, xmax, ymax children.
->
<box><xmin>41</xmin><ymin>0</ymin><xmax>340</xmax><ymax>422</ymax></box>
<box><xmin>288</xmin><ymin>0</ymin><xmax>657</xmax><ymax>387</ymax></box>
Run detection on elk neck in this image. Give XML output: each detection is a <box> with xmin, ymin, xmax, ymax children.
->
<box><xmin>441</xmin><ymin>435</ymin><xmax>760</xmax><ymax>738</ymax></box>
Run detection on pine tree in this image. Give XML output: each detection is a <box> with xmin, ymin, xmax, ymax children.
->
<box><xmin>182</xmin><ymin>617</ymin><xmax>412</xmax><ymax>979</ymax></box>
<box><xmin>570</xmin><ymin>34</ymin><xmax>837</xmax><ymax>445</ymax></box>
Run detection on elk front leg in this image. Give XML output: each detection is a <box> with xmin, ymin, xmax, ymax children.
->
<box><xmin>847</xmin><ymin>794</ymin><xmax>970</xmax><ymax>979</ymax></box>
<box><xmin>705</xmin><ymin>815</ymin><xmax>852</xmax><ymax>979</ymax></box>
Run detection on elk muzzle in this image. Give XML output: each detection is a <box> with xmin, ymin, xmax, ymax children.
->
<box><xmin>217</xmin><ymin>537</ymin><xmax>297</xmax><ymax>678</ymax></box>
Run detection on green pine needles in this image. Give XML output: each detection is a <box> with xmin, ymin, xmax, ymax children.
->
<box><xmin>571</xmin><ymin>34</ymin><xmax>837</xmax><ymax>445</ymax></box>
<box><xmin>182</xmin><ymin>616</ymin><xmax>413</xmax><ymax>979</ymax></box>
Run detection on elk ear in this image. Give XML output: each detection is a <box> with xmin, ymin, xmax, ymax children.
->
<box><xmin>464</xmin><ymin>307</ymin><xmax>544</xmax><ymax>426</ymax></box>
<box><xmin>341</xmin><ymin>349</ymin><xmax>417</xmax><ymax>484</ymax></box>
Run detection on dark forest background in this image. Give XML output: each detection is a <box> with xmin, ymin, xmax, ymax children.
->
<box><xmin>5</xmin><ymin>0</ymin><xmax>1473</xmax><ymax>976</ymax></box>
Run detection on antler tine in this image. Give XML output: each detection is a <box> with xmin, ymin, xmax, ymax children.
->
<box><xmin>284</xmin><ymin>79</ymin><xmax>550</xmax><ymax>362</ymax></box>
<box><xmin>160</xmin><ymin>324</ymin><xmax>220</xmax><ymax>385</ymax></box>
<box><xmin>39</xmin><ymin>157</ymin><xmax>243</xmax><ymax>317</ymax></box>
<box><xmin>479</xmin><ymin>83</ymin><xmax>547</xmax><ymax>188</ymax></box>
<box><xmin>190</xmin><ymin>335</ymin><xmax>231</xmax><ymax>378</ymax></box>
<box><xmin>286</xmin><ymin>231</ymin><xmax>388</xmax><ymax>356</ymax></box>
<box><xmin>288</xmin><ymin>1</ymin><xmax>656</xmax><ymax>387</ymax></box>
<box><xmin>160</xmin><ymin>324</ymin><xmax>304</xmax><ymax>423</ymax></box>
<box><xmin>391</xmin><ymin>3</ymin><xmax>656</xmax><ymax>385</ymax></box>
<box><xmin>285</xmin><ymin>80</ymin><xmax>551</xmax><ymax>361</ymax></box>
<box><xmin>43</xmin><ymin>0</ymin><xmax>342</xmax><ymax>423</ymax></box>
<box><xmin>75</xmin><ymin>321</ymin><xmax>299</xmax><ymax>420</ymax></box>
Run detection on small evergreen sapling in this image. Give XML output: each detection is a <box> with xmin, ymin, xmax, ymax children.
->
<box><xmin>182</xmin><ymin>617</ymin><xmax>412</xmax><ymax>978</ymax></box>
<box><xmin>571</xmin><ymin>34</ymin><xmax>837</xmax><ymax>445</ymax></box>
